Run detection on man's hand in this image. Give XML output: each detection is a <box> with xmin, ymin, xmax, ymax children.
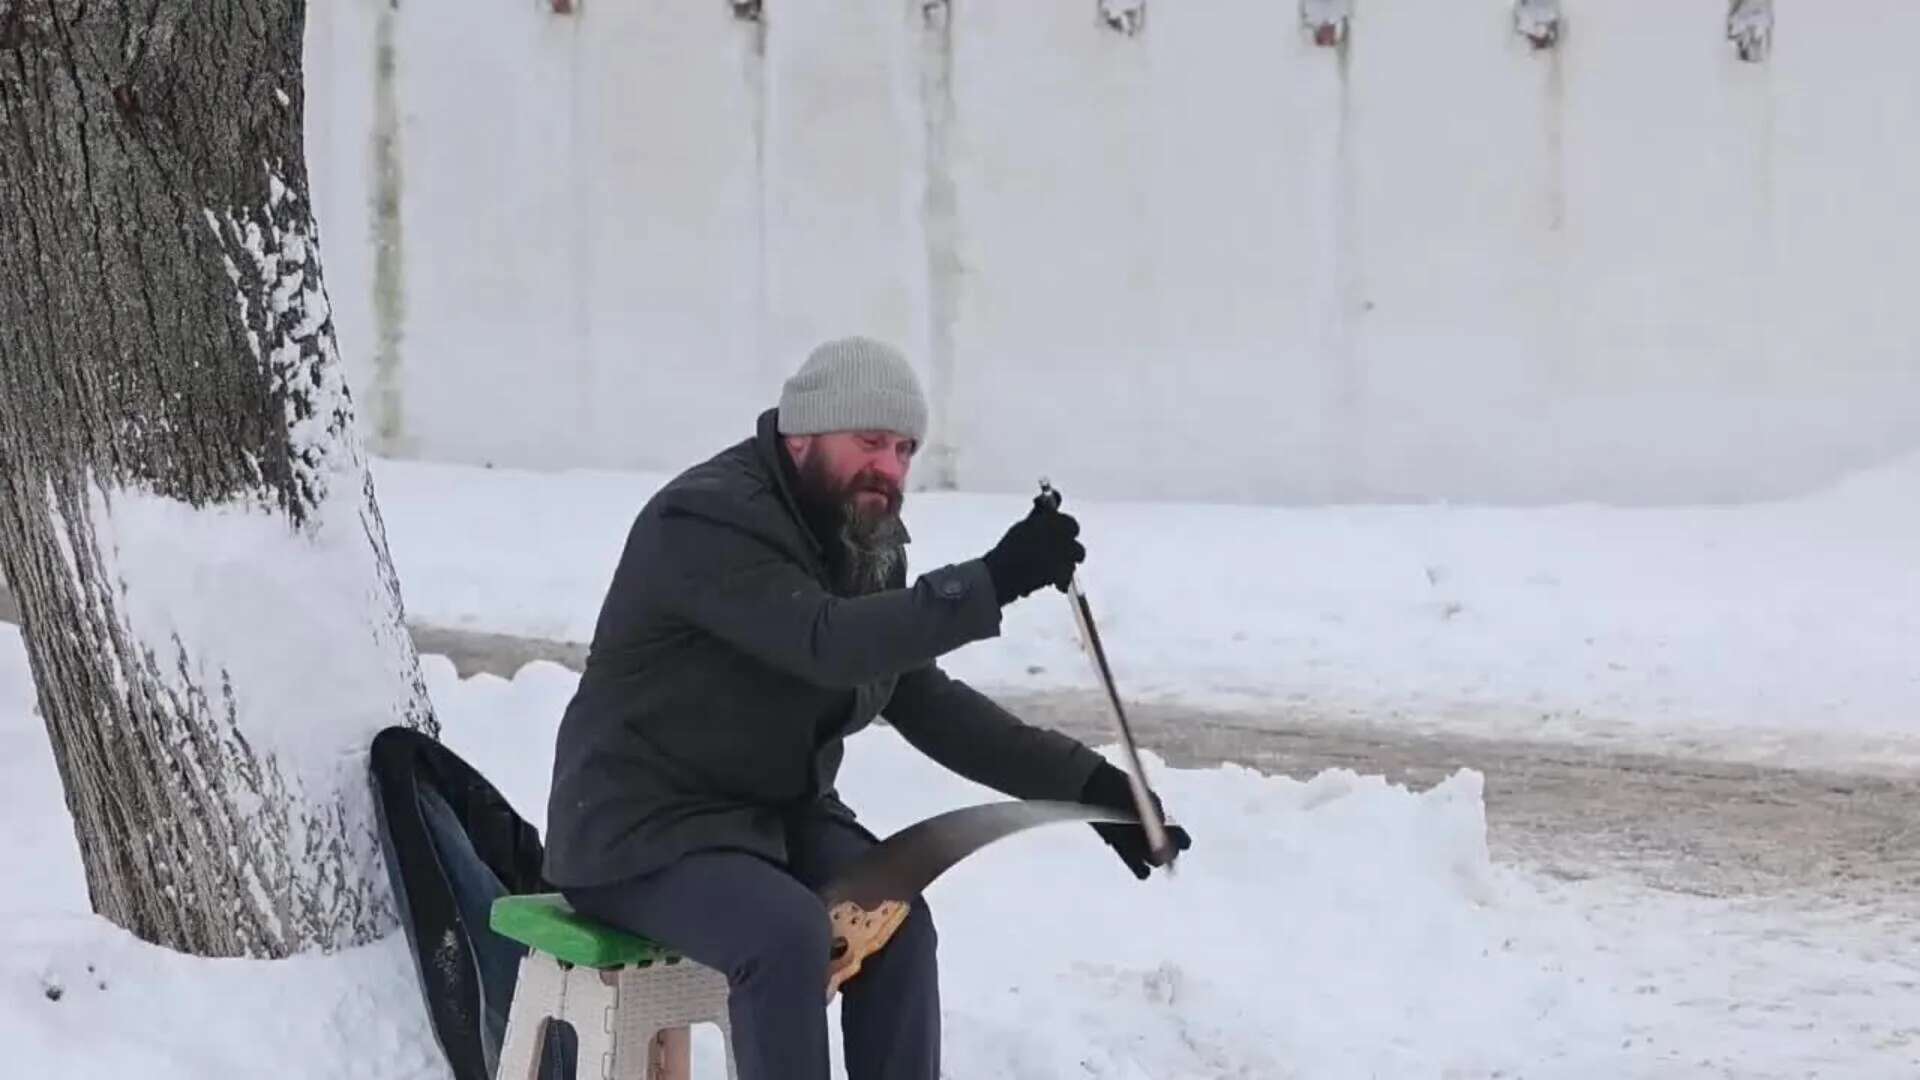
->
<box><xmin>980</xmin><ymin>493</ymin><xmax>1085</xmax><ymax>605</ymax></box>
<box><xmin>1080</xmin><ymin>762</ymin><xmax>1192</xmax><ymax>880</ymax></box>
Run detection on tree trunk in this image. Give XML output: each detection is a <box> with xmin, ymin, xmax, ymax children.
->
<box><xmin>0</xmin><ymin>0</ymin><xmax>436</xmax><ymax>958</ymax></box>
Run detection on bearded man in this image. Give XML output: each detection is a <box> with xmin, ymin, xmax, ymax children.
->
<box><xmin>543</xmin><ymin>337</ymin><xmax>1191</xmax><ymax>1080</ymax></box>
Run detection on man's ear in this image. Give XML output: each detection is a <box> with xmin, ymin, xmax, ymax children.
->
<box><xmin>783</xmin><ymin>434</ymin><xmax>811</xmax><ymax>462</ymax></box>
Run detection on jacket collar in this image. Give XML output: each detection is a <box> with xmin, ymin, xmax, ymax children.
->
<box><xmin>755</xmin><ymin>408</ymin><xmax>827</xmax><ymax>561</ymax></box>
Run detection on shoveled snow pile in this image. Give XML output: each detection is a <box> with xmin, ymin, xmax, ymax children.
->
<box><xmin>435</xmin><ymin>661</ymin><xmax>1593</xmax><ymax>1079</ymax></box>
<box><xmin>3</xmin><ymin>635</ymin><xmax>1914</xmax><ymax>1077</ymax></box>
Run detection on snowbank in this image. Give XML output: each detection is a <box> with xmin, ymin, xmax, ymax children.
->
<box><xmin>429</xmin><ymin>661</ymin><xmax>1584</xmax><ymax>1077</ymax></box>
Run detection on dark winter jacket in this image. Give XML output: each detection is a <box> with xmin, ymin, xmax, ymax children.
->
<box><xmin>542</xmin><ymin>408</ymin><xmax>1105</xmax><ymax>888</ymax></box>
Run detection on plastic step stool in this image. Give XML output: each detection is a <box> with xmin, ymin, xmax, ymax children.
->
<box><xmin>491</xmin><ymin>894</ymin><xmax>736</xmax><ymax>1080</ymax></box>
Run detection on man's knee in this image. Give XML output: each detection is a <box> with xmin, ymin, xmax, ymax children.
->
<box><xmin>731</xmin><ymin>893</ymin><xmax>833</xmax><ymax>988</ymax></box>
<box><xmin>898</xmin><ymin>898</ymin><xmax>938</xmax><ymax>955</ymax></box>
<box><xmin>842</xmin><ymin>897</ymin><xmax>938</xmax><ymax>1012</ymax></box>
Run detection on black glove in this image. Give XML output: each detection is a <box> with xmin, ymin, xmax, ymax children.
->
<box><xmin>980</xmin><ymin>493</ymin><xmax>1085</xmax><ymax>605</ymax></box>
<box><xmin>1080</xmin><ymin>762</ymin><xmax>1192</xmax><ymax>880</ymax></box>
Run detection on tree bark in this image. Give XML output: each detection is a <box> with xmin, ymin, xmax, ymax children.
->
<box><xmin>0</xmin><ymin>0</ymin><xmax>436</xmax><ymax>957</ymax></box>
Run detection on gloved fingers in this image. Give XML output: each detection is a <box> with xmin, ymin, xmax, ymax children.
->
<box><xmin>1049</xmin><ymin>541</ymin><xmax>1086</xmax><ymax>592</ymax></box>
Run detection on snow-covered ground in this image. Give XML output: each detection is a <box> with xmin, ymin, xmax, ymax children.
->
<box><xmin>4</xmin><ymin>630</ymin><xmax>1916</xmax><ymax>1078</ymax></box>
<box><xmin>373</xmin><ymin>450</ymin><xmax>1920</xmax><ymax>773</ymax></box>
<box><xmin>4</xmin><ymin>445</ymin><xmax>1915</xmax><ymax>1076</ymax></box>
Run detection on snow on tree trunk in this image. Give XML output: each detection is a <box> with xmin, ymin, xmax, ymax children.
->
<box><xmin>0</xmin><ymin>0</ymin><xmax>436</xmax><ymax>958</ymax></box>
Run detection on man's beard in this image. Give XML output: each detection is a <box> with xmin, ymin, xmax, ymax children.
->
<box><xmin>796</xmin><ymin>455</ymin><xmax>908</xmax><ymax>597</ymax></box>
<box><xmin>835</xmin><ymin>510</ymin><xmax>907</xmax><ymax>597</ymax></box>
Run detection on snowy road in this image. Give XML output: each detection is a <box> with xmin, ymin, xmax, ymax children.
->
<box><xmin>13</xmin><ymin>595</ymin><xmax>1910</xmax><ymax>909</ymax></box>
<box><xmin>1011</xmin><ymin>690</ymin><xmax>1920</xmax><ymax>907</ymax></box>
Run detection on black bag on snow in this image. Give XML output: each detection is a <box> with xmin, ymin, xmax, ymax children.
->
<box><xmin>368</xmin><ymin>725</ymin><xmax>557</xmax><ymax>1080</ymax></box>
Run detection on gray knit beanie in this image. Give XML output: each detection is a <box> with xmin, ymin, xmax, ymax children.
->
<box><xmin>777</xmin><ymin>336</ymin><xmax>929</xmax><ymax>441</ymax></box>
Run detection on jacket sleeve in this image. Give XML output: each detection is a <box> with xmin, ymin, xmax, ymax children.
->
<box><xmin>882</xmin><ymin>663</ymin><xmax>1105</xmax><ymax>801</ymax></box>
<box><xmin>654</xmin><ymin>505</ymin><xmax>1004</xmax><ymax>689</ymax></box>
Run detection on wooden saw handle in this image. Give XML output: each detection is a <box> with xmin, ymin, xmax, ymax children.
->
<box><xmin>825</xmin><ymin>899</ymin><xmax>910</xmax><ymax>1002</ymax></box>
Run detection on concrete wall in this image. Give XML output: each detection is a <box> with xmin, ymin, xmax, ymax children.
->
<box><xmin>304</xmin><ymin>0</ymin><xmax>1920</xmax><ymax>505</ymax></box>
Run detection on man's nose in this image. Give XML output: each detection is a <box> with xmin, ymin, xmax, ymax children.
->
<box><xmin>870</xmin><ymin>452</ymin><xmax>908</xmax><ymax>488</ymax></box>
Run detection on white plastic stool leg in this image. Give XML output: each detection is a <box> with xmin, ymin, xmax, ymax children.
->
<box><xmin>496</xmin><ymin>953</ymin><xmax>566</xmax><ymax>1080</ymax></box>
<box><xmin>499</xmin><ymin>953</ymin><xmax>736</xmax><ymax>1080</ymax></box>
<box><xmin>569</xmin><ymin>968</ymin><xmax>620</xmax><ymax>1080</ymax></box>
<box><xmin>609</xmin><ymin>961</ymin><xmax>738</xmax><ymax>1080</ymax></box>
<box><xmin>497</xmin><ymin>953</ymin><xmax>623</xmax><ymax>1080</ymax></box>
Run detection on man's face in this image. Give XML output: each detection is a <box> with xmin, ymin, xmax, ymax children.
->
<box><xmin>786</xmin><ymin>429</ymin><xmax>918</xmax><ymax>521</ymax></box>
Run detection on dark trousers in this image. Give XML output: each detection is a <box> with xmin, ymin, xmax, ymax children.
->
<box><xmin>563</xmin><ymin>813</ymin><xmax>939</xmax><ymax>1080</ymax></box>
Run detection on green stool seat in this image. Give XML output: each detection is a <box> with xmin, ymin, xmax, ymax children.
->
<box><xmin>490</xmin><ymin>893</ymin><xmax>679</xmax><ymax>971</ymax></box>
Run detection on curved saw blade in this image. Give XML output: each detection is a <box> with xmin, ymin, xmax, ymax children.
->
<box><xmin>818</xmin><ymin>799</ymin><xmax>1139</xmax><ymax>911</ymax></box>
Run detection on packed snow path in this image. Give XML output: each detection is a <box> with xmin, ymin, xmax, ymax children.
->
<box><xmin>1015</xmin><ymin>690</ymin><xmax>1920</xmax><ymax>906</ymax></box>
